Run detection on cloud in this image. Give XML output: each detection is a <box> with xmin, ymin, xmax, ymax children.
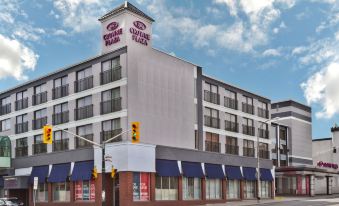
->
<box><xmin>53</xmin><ymin>29</ymin><xmax>67</xmax><ymax>36</ymax></box>
<box><xmin>301</xmin><ymin>63</ymin><xmax>339</xmax><ymax>118</ymax></box>
<box><xmin>52</xmin><ymin>0</ymin><xmax>115</xmax><ymax>33</ymax></box>
<box><xmin>262</xmin><ymin>48</ymin><xmax>281</xmax><ymax>57</ymax></box>
<box><xmin>0</xmin><ymin>34</ymin><xmax>38</xmax><ymax>80</ymax></box>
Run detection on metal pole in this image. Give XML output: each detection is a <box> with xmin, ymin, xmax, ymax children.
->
<box><xmin>102</xmin><ymin>142</ymin><xmax>106</xmax><ymax>206</ymax></box>
<box><xmin>257</xmin><ymin>126</ymin><xmax>260</xmax><ymax>203</ymax></box>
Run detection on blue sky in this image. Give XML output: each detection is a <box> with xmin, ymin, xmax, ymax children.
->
<box><xmin>0</xmin><ymin>0</ymin><xmax>339</xmax><ymax>139</ymax></box>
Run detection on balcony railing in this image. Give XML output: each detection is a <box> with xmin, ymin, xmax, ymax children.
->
<box><xmin>204</xmin><ymin>90</ymin><xmax>219</xmax><ymax>105</ymax></box>
<box><xmin>15</xmin><ymin>122</ymin><xmax>28</xmax><ymax>134</ymax></box>
<box><xmin>100</xmin><ymin>67</ymin><xmax>122</xmax><ymax>85</ymax></box>
<box><xmin>75</xmin><ymin>105</ymin><xmax>93</xmax><ymax>120</ymax></box>
<box><xmin>257</xmin><ymin>107</ymin><xmax>269</xmax><ymax>119</ymax></box>
<box><xmin>225</xmin><ymin>121</ymin><xmax>238</xmax><ymax>132</ymax></box>
<box><xmin>32</xmin><ymin>117</ymin><xmax>47</xmax><ymax>130</ymax></box>
<box><xmin>100</xmin><ymin>98</ymin><xmax>122</xmax><ymax>115</ymax></box>
<box><xmin>224</xmin><ymin>97</ymin><xmax>237</xmax><ymax>110</ymax></box>
<box><xmin>33</xmin><ymin>143</ymin><xmax>47</xmax><ymax>155</ymax></box>
<box><xmin>258</xmin><ymin>128</ymin><xmax>269</xmax><ymax>139</ymax></box>
<box><xmin>76</xmin><ymin>134</ymin><xmax>94</xmax><ymax>149</ymax></box>
<box><xmin>225</xmin><ymin>145</ymin><xmax>239</xmax><ymax>155</ymax></box>
<box><xmin>205</xmin><ymin>141</ymin><xmax>220</xmax><ymax>153</ymax></box>
<box><xmin>242</xmin><ymin>125</ymin><xmax>255</xmax><ymax>136</ymax></box>
<box><xmin>53</xmin><ymin>139</ymin><xmax>69</xmax><ymax>152</ymax></box>
<box><xmin>15</xmin><ymin>146</ymin><xmax>28</xmax><ymax>157</ymax></box>
<box><xmin>259</xmin><ymin>150</ymin><xmax>270</xmax><ymax>159</ymax></box>
<box><xmin>0</xmin><ymin>103</ymin><xmax>11</xmax><ymax>115</ymax></box>
<box><xmin>74</xmin><ymin>76</ymin><xmax>93</xmax><ymax>93</ymax></box>
<box><xmin>243</xmin><ymin>147</ymin><xmax>255</xmax><ymax>157</ymax></box>
<box><xmin>101</xmin><ymin>128</ymin><xmax>123</xmax><ymax>143</ymax></box>
<box><xmin>15</xmin><ymin>98</ymin><xmax>28</xmax><ymax>111</ymax></box>
<box><xmin>32</xmin><ymin>91</ymin><xmax>48</xmax><ymax>106</ymax></box>
<box><xmin>52</xmin><ymin>111</ymin><xmax>69</xmax><ymax>125</ymax></box>
<box><xmin>204</xmin><ymin>116</ymin><xmax>220</xmax><ymax>129</ymax></box>
<box><xmin>242</xmin><ymin>103</ymin><xmax>254</xmax><ymax>115</ymax></box>
<box><xmin>52</xmin><ymin>84</ymin><xmax>69</xmax><ymax>99</ymax></box>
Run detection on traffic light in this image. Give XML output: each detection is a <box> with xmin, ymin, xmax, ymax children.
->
<box><xmin>131</xmin><ymin>122</ymin><xmax>140</xmax><ymax>143</ymax></box>
<box><xmin>92</xmin><ymin>166</ymin><xmax>98</xmax><ymax>179</ymax></box>
<box><xmin>111</xmin><ymin>166</ymin><xmax>117</xmax><ymax>178</ymax></box>
<box><xmin>43</xmin><ymin>125</ymin><xmax>53</xmax><ymax>144</ymax></box>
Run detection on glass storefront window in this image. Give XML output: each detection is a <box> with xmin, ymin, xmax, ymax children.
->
<box><xmin>155</xmin><ymin>176</ymin><xmax>178</xmax><ymax>200</ymax></box>
<box><xmin>75</xmin><ymin>180</ymin><xmax>95</xmax><ymax>201</ymax></box>
<box><xmin>182</xmin><ymin>177</ymin><xmax>201</xmax><ymax>200</ymax></box>
<box><xmin>36</xmin><ymin>183</ymin><xmax>48</xmax><ymax>202</ymax></box>
<box><xmin>244</xmin><ymin>181</ymin><xmax>256</xmax><ymax>199</ymax></box>
<box><xmin>53</xmin><ymin>182</ymin><xmax>70</xmax><ymax>201</ymax></box>
<box><xmin>206</xmin><ymin>178</ymin><xmax>221</xmax><ymax>199</ymax></box>
<box><xmin>133</xmin><ymin>172</ymin><xmax>150</xmax><ymax>201</ymax></box>
<box><xmin>260</xmin><ymin>181</ymin><xmax>271</xmax><ymax>198</ymax></box>
<box><xmin>227</xmin><ymin>180</ymin><xmax>240</xmax><ymax>199</ymax></box>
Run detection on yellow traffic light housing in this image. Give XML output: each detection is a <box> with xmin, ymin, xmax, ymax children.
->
<box><xmin>111</xmin><ymin>166</ymin><xmax>117</xmax><ymax>178</ymax></box>
<box><xmin>131</xmin><ymin>122</ymin><xmax>140</xmax><ymax>143</ymax></box>
<box><xmin>43</xmin><ymin>125</ymin><xmax>53</xmax><ymax>144</ymax></box>
<box><xmin>92</xmin><ymin>166</ymin><xmax>98</xmax><ymax>179</ymax></box>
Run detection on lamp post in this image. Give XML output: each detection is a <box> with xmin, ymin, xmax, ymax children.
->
<box><xmin>257</xmin><ymin>117</ymin><xmax>279</xmax><ymax>203</ymax></box>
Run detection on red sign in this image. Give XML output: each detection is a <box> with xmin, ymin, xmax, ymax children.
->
<box><xmin>107</xmin><ymin>22</ymin><xmax>119</xmax><ymax>31</ymax></box>
<box><xmin>140</xmin><ymin>173</ymin><xmax>149</xmax><ymax>201</ymax></box>
<box><xmin>90</xmin><ymin>180</ymin><xmax>95</xmax><ymax>200</ymax></box>
<box><xmin>103</xmin><ymin>21</ymin><xmax>123</xmax><ymax>46</ymax></box>
<box><xmin>133</xmin><ymin>21</ymin><xmax>146</xmax><ymax>30</ymax></box>
<box><xmin>75</xmin><ymin>181</ymin><xmax>83</xmax><ymax>200</ymax></box>
<box><xmin>317</xmin><ymin>161</ymin><xmax>338</xmax><ymax>169</ymax></box>
<box><xmin>130</xmin><ymin>20</ymin><xmax>150</xmax><ymax>46</ymax></box>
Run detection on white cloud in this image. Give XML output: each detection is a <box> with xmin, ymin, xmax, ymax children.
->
<box><xmin>0</xmin><ymin>34</ymin><xmax>38</xmax><ymax>80</ymax></box>
<box><xmin>262</xmin><ymin>48</ymin><xmax>281</xmax><ymax>57</ymax></box>
<box><xmin>54</xmin><ymin>29</ymin><xmax>68</xmax><ymax>36</ymax></box>
<box><xmin>301</xmin><ymin>63</ymin><xmax>339</xmax><ymax>118</ymax></box>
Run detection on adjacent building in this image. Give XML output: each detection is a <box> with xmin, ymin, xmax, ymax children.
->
<box><xmin>0</xmin><ymin>2</ymin><xmax>275</xmax><ymax>206</ymax></box>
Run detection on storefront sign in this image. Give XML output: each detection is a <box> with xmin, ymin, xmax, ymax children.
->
<box><xmin>133</xmin><ymin>172</ymin><xmax>150</xmax><ymax>201</ymax></box>
<box><xmin>75</xmin><ymin>181</ymin><xmax>83</xmax><ymax>200</ymax></box>
<box><xmin>130</xmin><ymin>20</ymin><xmax>150</xmax><ymax>46</ymax></box>
<box><xmin>317</xmin><ymin>161</ymin><xmax>338</xmax><ymax>169</ymax></box>
<box><xmin>90</xmin><ymin>180</ymin><xmax>95</xmax><ymax>200</ymax></box>
<box><xmin>103</xmin><ymin>21</ymin><xmax>123</xmax><ymax>46</ymax></box>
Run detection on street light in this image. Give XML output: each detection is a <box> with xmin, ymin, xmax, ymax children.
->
<box><xmin>257</xmin><ymin>117</ymin><xmax>280</xmax><ymax>203</ymax></box>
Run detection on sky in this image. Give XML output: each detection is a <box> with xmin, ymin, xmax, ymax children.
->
<box><xmin>0</xmin><ymin>0</ymin><xmax>339</xmax><ymax>139</ymax></box>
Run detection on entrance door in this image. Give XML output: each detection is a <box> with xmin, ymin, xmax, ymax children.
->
<box><xmin>9</xmin><ymin>189</ymin><xmax>28</xmax><ymax>205</ymax></box>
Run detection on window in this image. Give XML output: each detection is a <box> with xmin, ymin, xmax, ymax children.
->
<box><xmin>258</xmin><ymin>101</ymin><xmax>268</xmax><ymax>118</ymax></box>
<box><xmin>279</xmin><ymin>127</ymin><xmax>287</xmax><ymax>141</ymax></box>
<box><xmin>102</xmin><ymin>118</ymin><xmax>121</xmax><ymax>142</ymax></box>
<box><xmin>227</xmin><ymin>180</ymin><xmax>240</xmax><ymax>199</ymax></box>
<box><xmin>133</xmin><ymin>172</ymin><xmax>150</xmax><ymax>201</ymax></box>
<box><xmin>205</xmin><ymin>178</ymin><xmax>221</xmax><ymax>199</ymax></box>
<box><xmin>54</xmin><ymin>76</ymin><xmax>68</xmax><ymax>88</ymax></box>
<box><xmin>260</xmin><ymin>181</ymin><xmax>271</xmax><ymax>198</ymax></box>
<box><xmin>33</xmin><ymin>134</ymin><xmax>47</xmax><ymax>154</ymax></box>
<box><xmin>76</xmin><ymin>125</ymin><xmax>93</xmax><ymax>148</ymax></box>
<box><xmin>33</xmin><ymin>108</ymin><xmax>47</xmax><ymax>129</ymax></box>
<box><xmin>53</xmin><ymin>76</ymin><xmax>69</xmax><ymax>99</ymax></box>
<box><xmin>224</xmin><ymin>89</ymin><xmax>237</xmax><ymax>109</ymax></box>
<box><xmin>76</xmin><ymin>96</ymin><xmax>93</xmax><ymax>120</ymax></box>
<box><xmin>0</xmin><ymin>119</ymin><xmax>11</xmax><ymax>131</ymax></box>
<box><xmin>15</xmin><ymin>137</ymin><xmax>28</xmax><ymax>157</ymax></box>
<box><xmin>243</xmin><ymin>118</ymin><xmax>254</xmax><ymax>136</ymax></box>
<box><xmin>16</xmin><ymin>114</ymin><xmax>27</xmax><ymax>124</ymax></box>
<box><xmin>16</xmin><ymin>90</ymin><xmax>27</xmax><ymax>101</ymax></box>
<box><xmin>225</xmin><ymin>113</ymin><xmax>237</xmax><ymax>132</ymax></box>
<box><xmin>204</xmin><ymin>82</ymin><xmax>219</xmax><ymax>104</ymax></box>
<box><xmin>74</xmin><ymin>180</ymin><xmax>95</xmax><ymax>201</ymax></box>
<box><xmin>244</xmin><ymin>181</ymin><xmax>256</xmax><ymax>199</ymax></box>
<box><xmin>36</xmin><ymin>183</ymin><xmax>48</xmax><ymax>202</ymax></box>
<box><xmin>242</xmin><ymin>96</ymin><xmax>254</xmax><ymax>114</ymax></box>
<box><xmin>15</xmin><ymin>114</ymin><xmax>28</xmax><ymax>134</ymax></box>
<box><xmin>53</xmin><ymin>130</ymin><xmax>69</xmax><ymax>151</ymax></box>
<box><xmin>77</xmin><ymin>96</ymin><xmax>92</xmax><ymax>108</ymax></box>
<box><xmin>35</xmin><ymin>108</ymin><xmax>47</xmax><ymax>119</ymax></box>
<box><xmin>225</xmin><ymin>136</ymin><xmax>238</xmax><ymax>155</ymax></box>
<box><xmin>182</xmin><ymin>177</ymin><xmax>201</xmax><ymax>200</ymax></box>
<box><xmin>35</xmin><ymin>84</ymin><xmax>46</xmax><ymax>94</ymax></box>
<box><xmin>53</xmin><ymin>102</ymin><xmax>69</xmax><ymax>125</ymax></box>
<box><xmin>258</xmin><ymin>122</ymin><xmax>269</xmax><ymax>139</ymax></box>
<box><xmin>77</xmin><ymin>67</ymin><xmax>92</xmax><ymax>80</ymax></box>
<box><xmin>204</xmin><ymin>107</ymin><xmax>219</xmax><ymax>128</ymax></box>
<box><xmin>155</xmin><ymin>176</ymin><xmax>178</xmax><ymax>200</ymax></box>
<box><xmin>54</xmin><ymin>102</ymin><xmax>68</xmax><ymax>114</ymax></box>
<box><xmin>101</xmin><ymin>57</ymin><xmax>121</xmax><ymax>84</ymax></box>
<box><xmin>205</xmin><ymin>132</ymin><xmax>220</xmax><ymax>152</ymax></box>
<box><xmin>53</xmin><ymin>182</ymin><xmax>70</xmax><ymax>202</ymax></box>
<box><xmin>0</xmin><ymin>96</ymin><xmax>11</xmax><ymax>115</ymax></box>
<box><xmin>75</xmin><ymin>67</ymin><xmax>93</xmax><ymax>92</ymax></box>
<box><xmin>243</xmin><ymin>139</ymin><xmax>254</xmax><ymax>157</ymax></box>
<box><xmin>259</xmin><ymin>143</ymin><xmax>269</xmax><ymax>159</ymax></box>
<box><xmin>0</xmin><ymin>96</ymin><xmax>10</xmax><ymax>106</ymax></box>
<box><xmin>101</xmin><ymin>88</ymin><xmax>121</xmax><ymax>114</ymax></box>
<box><xmin>15</xmin><ymin>90</ymin><xmax>28</xmax><ymax>110</ymax></box>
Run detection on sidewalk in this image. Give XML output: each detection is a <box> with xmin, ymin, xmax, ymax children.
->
<box><xmin>204</xmin><ymin>195</ymin><xmax>339</xmax><ymax>206</ymax></box>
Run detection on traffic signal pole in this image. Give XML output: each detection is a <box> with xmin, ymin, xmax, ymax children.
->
<box><xmin>46</xmin><ymin>124</ymin><xmax>131</xmax><ymax>206</ymax></box>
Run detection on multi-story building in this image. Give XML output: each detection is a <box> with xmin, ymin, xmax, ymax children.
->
<box><xmin>0</xmin><ymin>2</ymin><xmax>274</xmax><ymax>206</ymax></box>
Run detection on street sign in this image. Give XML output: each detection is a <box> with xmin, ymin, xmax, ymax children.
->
<box><xmin>33</xmin><ymin>177</ymin><xmax>38</xmax><ymax>190</ymax></box>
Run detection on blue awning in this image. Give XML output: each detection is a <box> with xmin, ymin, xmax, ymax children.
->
<box><xmin>260</xmin><ymin>168</ymin><xmax>273</xmax><ymax>181</ymax></box>
<box><xmin>204</xmin><ymin>163</ymin><xmax>224</xmax><ymax>179</ymax></box>
<box><xmin>0</xmin><ymin>176</ymin><xmax>4</xmax><ymax>187</ymax></box>
<box><xmin>48</xmin><ymin>163</ymin><xmax>71</xmax><ymax>183</ymax></box>
<box><xmin>156</xmin><ymin>159</ymin><xmax>180</xmax><ymax>177</ymax></box>
<box><xmin>70</xmin><ymin>161</ymin><xmax>94</xmax><ymax>181</ymax></box>
<box><xmin>243</xmin><ymin>167</ymin><xmax>257</xmax><ymax>181</ymax></box>
<box><xmin>224</xmin><ymin>166</ymin><xmax>243</xmax><ymax>180</ymax></box>
<box><xmin>181</xmin><ymin>161</ymin><xmax>204</xmax><ymax>178</ymax></box>
<box><xmin>30</xmin><ymin>165</ymin><xmax>49</xmax><ymax>183</ymax></box>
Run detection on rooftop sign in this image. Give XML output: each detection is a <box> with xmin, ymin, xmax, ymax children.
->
<box><xmin>317</xmin><ymin>161</ymin><xmax>338</xmax><ymax>169</ymax></box>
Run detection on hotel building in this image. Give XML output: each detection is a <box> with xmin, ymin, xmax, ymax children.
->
<box><xmin>0</xmin><ymin>2</ymin><xmax>274</xmax><ymax>206</ymax></box>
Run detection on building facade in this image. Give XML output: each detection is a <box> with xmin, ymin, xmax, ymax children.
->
<box><xmin>0</xmin><ymin>2</ymin><xmax>274</xmax><ymax>206</ymax></box>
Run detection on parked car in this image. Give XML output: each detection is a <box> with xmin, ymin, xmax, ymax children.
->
<box><xmin>0</xmin><ymin>198</ymin><xmax>24</xmax><ymax>206</ymax></box>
